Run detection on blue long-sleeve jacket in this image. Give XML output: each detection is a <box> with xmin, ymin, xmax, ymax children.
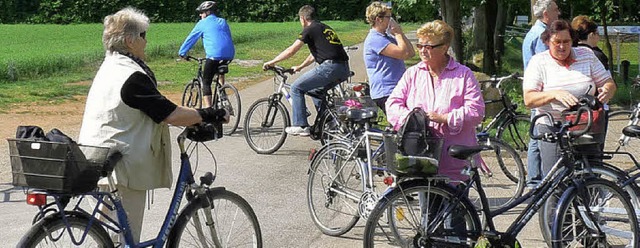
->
<box><xmin>178</xmin><ymin>14</ymin><xmax>235</xmax><ymax>60</ymax></box>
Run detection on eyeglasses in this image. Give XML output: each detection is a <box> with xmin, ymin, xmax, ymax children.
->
<box><xmin>140</xmin><ymin>32</ymin><xmax>146</xmax><ymax>40</ymax></box>
<box><xmin>550</xmin><ymin>38</ymin><xmax>571</xmax><ymax>47</ymax></box>
<box><xmin>416</xmin><ymin>43</ymin><xmax>444</xmax><ymax>50</ymax></box>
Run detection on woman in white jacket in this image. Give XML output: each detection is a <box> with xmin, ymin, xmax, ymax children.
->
<box><xmin>78</xmin><ymin>7</ymin><xmax>227</xmax><ymax>243</ymax></box>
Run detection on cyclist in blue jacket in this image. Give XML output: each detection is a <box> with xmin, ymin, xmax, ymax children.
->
<box><xmin>179</xmin><ymin>1</ymin><xmax>235</xmax><ymax>107</ymax></box>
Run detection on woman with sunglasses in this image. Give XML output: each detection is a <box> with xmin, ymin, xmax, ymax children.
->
<box><xmin>363</xmin><ymin>1</ymin><xmax>414</xmax><ymax>114</ymax></box>
<box><xmin>386</xmin><ymin>20</ymin><xmax>485</xmax><ymax>182</ymax></box>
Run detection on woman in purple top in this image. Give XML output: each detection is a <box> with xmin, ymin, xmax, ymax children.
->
<box><xmin>363</xmin><ymin>1</ymin><xmax>414</xmax><ymax>114</ymax></box>
<box><xmin>386</xmin><ymin>20</ymin><xmax>485</xmax><ymax>181</ymax></box>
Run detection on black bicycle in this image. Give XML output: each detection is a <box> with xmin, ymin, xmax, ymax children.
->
<box><xmin>478</xmin><ymin>72</ymin><xmax>530</xmax><ymax>155</ymax></box>
<box><xmin>363</xmin><ymin>105</ymin><xmax>638</xmax><ymax>247</ymax></box>
<box><xmin>242</xmin><ymin>65</ymin><xmax>350</xmax><ymax>154</ymax></box>
<box><xmin>181</xmin><ymin>56</ymin><xmax>241</xmax><ymax>135</ymax></box>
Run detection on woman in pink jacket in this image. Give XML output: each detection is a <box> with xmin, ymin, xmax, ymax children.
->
<box><xmin>386</xmin><ymin>20</ymin><xmax>485</xmax><ymax>181</ymax></box>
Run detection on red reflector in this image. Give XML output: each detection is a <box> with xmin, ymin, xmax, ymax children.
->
<box><xmin>352</xmin><ymin>85</ymin><xmax>363</xmax><ymax>91</ymax></box>
<box><xmin>383</xmin><ymin>176</ymin><xmax>394</xmax><ymax>186</ymax></box>
<box><xmin>27</xmin><ymin>193</ymin><xmax>47</xmax><ymax>206</ymax></box>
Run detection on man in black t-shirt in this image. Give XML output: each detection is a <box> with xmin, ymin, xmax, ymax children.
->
<box><xmin>263</xmin><ymin>5</ymin><xmax>350</xmax><ymax>136</ymax></box>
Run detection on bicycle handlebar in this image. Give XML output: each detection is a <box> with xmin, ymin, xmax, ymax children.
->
<box><xmin>529</xmin><ymin>105</ymin><xmax>593</xmax><ymax>142</ymax></box>
<box><xmin>479</xmin><ymin>72</ymin><xmax>522</xmax><ymax>89</ymax></box>
<box><xmin>264</xmin><ymin>65</ymin><xmax>295</xmax><ymax>78</ymax></box>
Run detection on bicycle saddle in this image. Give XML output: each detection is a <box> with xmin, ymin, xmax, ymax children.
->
<box><xmin>623</xmin><ymin>125</ymin><xmax>640</xmax><ymax>138</ymax></box>
<box><xmin>344</xmin><ymin>107</ymin><xmax>377</xmax><ymax>121</ymax></box>
<box><xmin>448</xmin><ymin>144</ymin><xmax>492</xmax><ymax>160</ymax></box>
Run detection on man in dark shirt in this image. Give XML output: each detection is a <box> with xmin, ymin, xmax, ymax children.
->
<box><xmin>263</xmin><ymin>5</ymin><xmax>350</xmax><ymax>136</ymax></box>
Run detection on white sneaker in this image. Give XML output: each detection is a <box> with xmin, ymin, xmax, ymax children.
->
<box><xmin>286</xmin><ymin>126</ymin><xmax>310</xmax><ymax>136</ymax></box>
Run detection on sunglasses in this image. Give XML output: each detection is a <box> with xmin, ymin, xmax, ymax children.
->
<box><xmin>140</xmin><ymin>32</ymin><xmax>146</xmax><ymax>40</ymax></box>
<box><xmin>416</xmin><ymin>43</ymin><xmax>444</xmax><ymax>50</ymax></box>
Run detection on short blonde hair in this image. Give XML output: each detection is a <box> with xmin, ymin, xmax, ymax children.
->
<box><xmin>416</xmin><ymin>20</ymin><xmax>453</xmax><ymax>46</ymax></box>
<box><xmin>365</xmin><ymin>1</ymin><xmax>391</xmax><ymax>26</ymax></box>
<box><xmin>102</xmin><ymin>7</ymin><xmax>149</xmax><ymax>54</ymax></box>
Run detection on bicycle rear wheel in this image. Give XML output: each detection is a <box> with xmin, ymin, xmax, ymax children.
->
<box><xmin>182</xmin><ymin>79</ymin><xmax>202</xmax><ymax>108</ymax></box>
<box><xmin>605</xmin><ymin>110</ymin><xmax>640</xmax><ymax>166</ymax></box>
<box><xmin>218</xmin><ymin>83</ymin><xmax>241</xmax><ymax>135</ymax></box>
<box><xmin>470</xmin><ymin>137</ymin><xmax>525</xmax><ymax>210</ymax></box>
<box><xmin>364</xmin><ymin>179</ymin><xmax>482</xmax><ymax>247</ymax></box>
<box><xmin>168</xmin><ymin>189</ymin><xmax>262</xmax><ymax>248</ymax></box>
<box><xmin>307</xmin><ymin>142</ymin><xmax>362</xmax><ymax>236</ymax></box>
<box><xmin>19</xmin><ymin>214</ymin><xmax>114</xmax><ymax>247</ymax></box>
<box><xmin>243</xmin><ymin>97</ymin><xmax>290</xmax><ymax>154</ymax></box>
<box><xmin>551</xmin><ymin>178</ymin><xmax>639</xmax><ymax>248</ymax></box>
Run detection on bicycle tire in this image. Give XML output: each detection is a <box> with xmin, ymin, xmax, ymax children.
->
<box><xmin>550</xmin><ymin>178</ymin><xmax>639</xmax><ymax>248</ymax></box>
<box><xmin>243</xmin><ymin>97</ymin><xmax>290</xmax><ymax>154</ymax></box>
<box><xmin>471</xmin><ymin>137</ymin><xmax>525</xmax><ymax>210</ymax></box>
<box><xmin>364</xmin><ymin>179</ymin><xmax>482</xmax><ymax>247</ymax></box>
<box><xmin>307</xmin><ymin>142</ymin><xmax>362</xmax><ymax>236</ymax></box>
<box><xmin>539</xmin><ymin>162</ymin><xmax>640</xmax><ymax>246</ymax></box>
<box><xmin>496</xmin><ymin>114</ymin><xmax>530</xmax><ymax>155</ymax></box>
<box><xmin>182</xmin><ymin>79</ymin><xmax>202</xmax><ymax>108</ymax></box>
<box><xmin>218</xmin><ymin>83</ymin><xmax>241</xmax><ymax>135</ymax></box>
<box><xmin>167</xmin><ymin>188</ymin><xmax>262</xmax><ymax>248</ymax></box>
<box><xmin>19</xmin><ymin>213</ymin><xmax>114</xmax><ymax>247</ymax></box>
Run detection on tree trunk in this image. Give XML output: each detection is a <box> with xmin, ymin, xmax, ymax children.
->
<box><xmin>530</xmin><ymin>0</ymin><xmax>537</xmax><ymax>24</ymax></box>
<box><xmin>599</xmin><ymin>0</ymin><xmax>615</xmax><ymax>76</ymax></box>
<box><xmin>472</xmin><ymin>7</ymin><xmax>487</xmax><ymax>51</ymax></box>
<box><xmin>494</xmin><ymin>0</ymin><xmax>508</xmax><ymax>73</ymax></box>
<box><xmin>483</xmin><ymin>0</ymin><xmax>498</xmax><ymax>74</ymax></box>
<box><xmin>440</xmin><ymin>0</ymin><xmax>464</xmax><ymax>62</ymax></box>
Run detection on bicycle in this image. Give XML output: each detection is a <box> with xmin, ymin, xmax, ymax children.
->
<box><xmin>363</xmin><ymin>105</ymin><xmax>639</xmax><ymax>247</ymax></box>
<box><xmin>242</xmin><ymin>65</ymin><xmax>352</xmax><ymax>154</ymax></box>
<box><xmin>306</xmin><ymin>100</ymin><xmax>388</xmax><ymax>236</ymax></box>
<box><xmin>181</xmin><ymin>56</ymin><xmax>242</xmax><ymax>136</ymax></box>
<box><xmin>477</xmin><ymin>72</ymin><xmax>530</xmax><ymax>155</ymax></box>
<box><xmin>14</xmin><ymin>126</ymin><xmax>262</xmax><ymax>247</ymax></box>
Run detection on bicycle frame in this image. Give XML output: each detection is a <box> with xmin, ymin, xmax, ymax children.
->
<box><xmin>35</xmin><ymin>128</ymin><xmax>222</xmax><ymax>247</ymax></box>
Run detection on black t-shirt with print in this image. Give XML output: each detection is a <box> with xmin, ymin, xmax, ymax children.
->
<box><xmin>121</xmin><ymin>71</ymin><xmax>178</xmax><ymax>124</ymax></box>
<box><xmin>298</xmin><ymin>21</ymin><xmax>349</xmax><ymax>64</ymax></box>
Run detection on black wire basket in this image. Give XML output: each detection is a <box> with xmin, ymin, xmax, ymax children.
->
<box><xmin>8</xmin><ymin>139</ymin><xmax>110</xmax><ymax>194</ymax></box>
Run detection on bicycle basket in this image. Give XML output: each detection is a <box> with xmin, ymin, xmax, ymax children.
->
<box><xmin>561</xmin><ymin>107</ymin><xmax>606</xmax><ymax>146</ymax></box>
<box><xmin>8</xmin><ymin>139</ymin><xmax>110</xmax><ymax>194</ymax></box>
<box><xmin>383</xmin><ymin>132</ymin><xmax>442</xmax><ymax>177</ymax></box>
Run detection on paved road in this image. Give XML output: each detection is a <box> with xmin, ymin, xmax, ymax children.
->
<box><xmin>0</xmin><ymin>37</ymin><xmax>548</xmax><ymax>247</ymax></box>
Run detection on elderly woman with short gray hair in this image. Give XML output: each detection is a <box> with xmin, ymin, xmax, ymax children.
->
<box><xmin>78</xmin><ymin>7</ymin><xmax>228</xmax><ymax>242</ymax></box>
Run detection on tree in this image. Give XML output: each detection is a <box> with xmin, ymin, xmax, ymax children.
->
<box><xmin>440</xmin><ymin>0</ymin><xmax>464</xmax><ymax>62</ymax></box>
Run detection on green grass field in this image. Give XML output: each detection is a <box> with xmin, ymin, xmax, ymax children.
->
<box><xmin>0</xmin><ymin>21</ymin><xmax>370</xmax><ymax>110</ymax></box>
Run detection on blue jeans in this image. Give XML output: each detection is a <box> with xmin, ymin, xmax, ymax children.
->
<box><xmin>527</xmin><ymin>109</ymin><xmax>542</xmax><ymax>183</ymax></box>
<box><xmin>290</xmin><ymin>61</ymin><xmax>349</xmax><ymax>127</ymax></box>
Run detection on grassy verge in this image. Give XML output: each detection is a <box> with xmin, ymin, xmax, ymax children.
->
<box><xmin>0</xmin><ymin>21</ymin><xmax>370</xmax><ymax>111</ymax></box>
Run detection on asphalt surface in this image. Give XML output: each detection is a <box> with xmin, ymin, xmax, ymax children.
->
<box><xmin>0</xmin><ymin>33</ymin><xmax>548</xmax><ymax>247</ymax></box>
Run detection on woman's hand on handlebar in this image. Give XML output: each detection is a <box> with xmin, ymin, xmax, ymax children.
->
<box><xmin>552</xmin><ymin>90</ymin><xmax>579</xmax><ymax>108</ymax></box>
<box><xmin>263</xmin><ymin>61</ymin><xmax>275</xmax><ymax>70</ymax></box>
<box><xmin>291</xmin><ymin>65</ymin><xmax>303</xmax><ymax>73</ymax></box>
<box><xmin>197</xmin><ymin>107</ymin><xmax>230</xmax><ymax>124</ymax></box>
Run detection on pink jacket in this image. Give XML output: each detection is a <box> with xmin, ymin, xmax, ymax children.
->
<box><xmin>386</xmin><ymin>57</ymin><xmax>485</xmax><ymax>181</ymax></box>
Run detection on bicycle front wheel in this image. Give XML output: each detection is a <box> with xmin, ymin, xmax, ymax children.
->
<box><xmin>168</xmin><ymin>189</ymin><xmax>262</xmax><ymax>248</ymax></box>
<box><xmin>496</xmin><ymin>114</ymin><xmax>530</xmax><ymax>156</ymax></box>
<box><xmin>243</xmin><ymin>97</ymin><xmax>290</xmax><ymax>154</ymax></box>
<box><xmin>19</xmin><ymin>214</ymin><xmax>114</xmax><ymax>247</ymax></box>
<box><xmin>364</xmin><ymin>179</ymin><xmax>482</xmax><ymax>247</ymax></box>
<box><xmin>551</xmin><ymin>178</ymin><xmax>639</xmax><ymax>248</ymax></box>
<box><xmin>218</xmin><ymin>83</ymin><xmax>241</xmax><ymax>135</ymax></box>
<box><xmin>319</xmin><ymin>108</ymin><xmax>347</xmax><ymax>145</ymax></box>
<box><xmin>539</xmin><ymin>162</ymin><xmax>640</xmax><ymax>246</ymax></box>
<box><xmin>182</xmin><ymin>79</ymin><xmax>202</xmax><ymax>108</ymax></box>
<box><xmin>307</xmin><ymin>142</ymin><xmax>363</xmax><ymax>236</ymax></box>
<box><xmin>470</xmin><ymin>137</ymin><xmax>525</xmax><ymax>210</ymax></box>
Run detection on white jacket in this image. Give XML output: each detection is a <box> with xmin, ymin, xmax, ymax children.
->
<box><xmin>79</xmin><ymin>52</ymin><xmax>172</xmax><ymax>190</ymax></box>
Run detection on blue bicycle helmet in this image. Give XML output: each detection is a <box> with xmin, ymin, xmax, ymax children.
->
<box><xmin>196</xmin><ymin>1</ymin><xmax>216</xmax><ymax>12</ymax></box>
